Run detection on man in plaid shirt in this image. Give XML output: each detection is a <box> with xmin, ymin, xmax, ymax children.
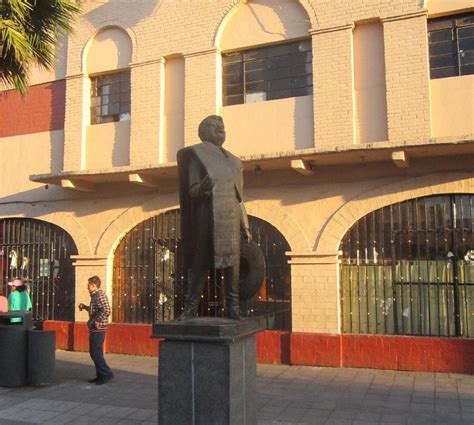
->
<box><xmin>78</xmin><ymin>275</ymin><xmax>114</xmax><ymax>385</ymax></box>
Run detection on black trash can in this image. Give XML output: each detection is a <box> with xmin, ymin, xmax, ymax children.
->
<box><xmin>0</xmin><ymin>312</ymin><xmax>32</xmax><ymax>387</ymax></box>
<box><xmin>28</xmin><ymin>330</ymin><xmax>56</xmax><ymax>385</ymax></box>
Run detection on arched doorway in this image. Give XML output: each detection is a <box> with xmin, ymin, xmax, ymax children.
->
<box><xmin>112</xmin><ymin>210</ymin><xmax>292</xmax><ymax>330</ymax></box>
<box><xmin>339</xmin><ymin>195</ymin><xmax>473</xmax><ymax>337</ymax></box>
<box><xmin>0</xmin><ymin>218</ymin><xmax>78</xmax><ymax>321</ymax></box>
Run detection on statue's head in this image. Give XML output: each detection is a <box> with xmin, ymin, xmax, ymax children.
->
<box><xmin>198</xmin><ymin>115</ymin><xmax>225</xmax><ymax>146</ymax></box>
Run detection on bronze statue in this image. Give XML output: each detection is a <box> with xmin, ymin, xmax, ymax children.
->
<box><xmin>177</xmin><ymin>115</ymin><xmax>251</xmax><ymax>321</ymax></box>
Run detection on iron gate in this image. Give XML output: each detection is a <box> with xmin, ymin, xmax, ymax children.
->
<box><xmin>0</xmin><ymin>218</ymin><xmax>78</xmax><ymax>321</ymax></box>
<box><xmin>113</xmin><ymin>209</ymin><xmax>292</xmax><ymax>330</ymax></box>
<box><xmin>340</xmin><ymin>195</ymin><xmax>474</xmax><ymax>337</ymax></box>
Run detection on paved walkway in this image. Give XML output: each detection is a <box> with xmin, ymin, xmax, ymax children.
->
<box><xmin>0</xmin><ymin>350</ymin><xmax>473</xmax><ymax>424</ymax></box>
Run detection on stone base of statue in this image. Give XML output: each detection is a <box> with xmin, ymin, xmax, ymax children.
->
<box><xmin>152</xmin><ymin>317</ymin><xmax>262</xmax><ymax>425</ymax></box>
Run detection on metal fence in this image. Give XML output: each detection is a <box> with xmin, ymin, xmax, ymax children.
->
<box><xmin>340</xmin><ymin>195</ymin><xmax>474</xmax><ymax>337</ymax></box>
<box><xmin>112</xmin><ymin>209</ymin><xmax>292</xmax><ymax>330</ymax></box>
<box><xmin>0</xmin><ymin>218</ymin><xmax>78</xmax><ymax>321</ymax></box>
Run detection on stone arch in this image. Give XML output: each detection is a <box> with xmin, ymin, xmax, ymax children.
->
<box><xmin>245</xmin><ymin>201</ymin><xmax>310</xmax><ymax>252</ymax></box>
<box><xmin>94</xmin><ymin>193</ymin><xmax>179</xmax><ymax>257</ymax></box>
<box><xmin>316</xmin><ymin>173</ymin><xmax>474</xmax><ymax>254</ymax></box>
<box><xmin>0</xmin><ymin>203</ymin><xmax>91</xmax><ymax>255</ymax></box>
<box><xmin>96</xmin><ymin>197</ymin><xmax>310</xmax><ymax>257</ymax></box>
<box><xmin>82</xmin><ymin>23</ymin><xmax>135</xmax><ymax>75</ymax></box>
<box><xmin>213</xmin><ymin>0</ymin><xmax>317</xmax><ymax>49</ymax></box>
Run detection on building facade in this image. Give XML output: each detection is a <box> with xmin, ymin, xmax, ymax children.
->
<box><xmin>0</xmin><ymin>0</ymin><xmax>473</xmax><ymax>372</ymax></box>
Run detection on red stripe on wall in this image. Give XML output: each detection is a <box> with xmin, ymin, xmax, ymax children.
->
<box><xmin>256</xmin><ymin>330</ymin><xmax>290</xmax><ymax>364</ymax></box>
<box><xmin>0</xmin><ymin>80</ymin><xmax>66</xmax><ymax>138</ymax></box>
<box><xmin>73</xmin><ymin>322</ymin><xmax>90</xmax><ymax>353</ymax></box>
<box><xmin>107</xmin><ymin>323</ymin><xmax>159</xmax><ymax>357</ymax></box>
<box><xmin>43</xmin><ymin>320</ymin><xmax>73</xmax><ymax>351</ymax></box>
<box><xmin>291</xmin><ymin>333</ymin><xmax>474</xmax><ymax>374</ymax></box>
<box><xmin>43</xmin><ymin>321</ymin><xmax>474</xmax><ymax>374</ymax></box>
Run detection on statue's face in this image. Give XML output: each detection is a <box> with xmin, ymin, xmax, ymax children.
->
<box><xmin>206</xmin><ymin>118</ymin><xmax>226</xmax><ymax>146</ymax></box>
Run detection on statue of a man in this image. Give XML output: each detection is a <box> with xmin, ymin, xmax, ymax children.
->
<box><xmin>177</xmin><ymin>115</ymin><xmax>251</xmax><ymax>321</ymax></box>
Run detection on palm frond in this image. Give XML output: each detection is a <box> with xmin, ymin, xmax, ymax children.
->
<box><xmin>0</xmin><ymin>0</ymin><xmax>81</xmax><ymax>94</ymax></box>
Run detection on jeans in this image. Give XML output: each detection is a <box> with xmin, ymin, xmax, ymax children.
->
<box><xmin>89</xmin><ymin>331</ymin><xmax>113</xmax><ymax>379</ymax></box>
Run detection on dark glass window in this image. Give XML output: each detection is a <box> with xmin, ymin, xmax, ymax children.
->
<box><xmin>428</xmin><ymin>12</ymin><xmax>474</xmax><ymax>79</ymax></box>
<box><xmin>222</xmin><ymin>39</ymin><xmax>313</xmax><ymax>106</ymax></box>
<box><xmin>90</xmin><ymin>70</ymin><xmax>131</xmax><ymax>124</ymax></box>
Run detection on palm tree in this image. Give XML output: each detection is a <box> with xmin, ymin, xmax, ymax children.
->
<box><xmin>0</xmin><ymin>0</ymin><xmax>80</xmax><ymax>94</ymax></box>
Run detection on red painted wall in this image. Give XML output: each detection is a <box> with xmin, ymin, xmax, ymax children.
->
<box><xmin>73</xmin><ymin>322</ymin><xmax>90</xmax><ymax>353</ymax></box>
<box><xmin>291</xmin><ymin>333</ymin><xmax>474</xmax><ymax>374</ymax></box>
<box><xmin>43</xmin><ymin>320</ymin><xmax>73</xmax><ymax>351</ymax></box>
<box><xmin>0</xmin><ymin>80</ymin><xmax>66</xmax><ymax>137</ymax></box>
<box><xmin>43</xmin><ymin>321</ymin><xmax>474</xmax><ymax>374</ymax></box>
<box><xmin>256</xmin><ymin>331</ymin><xmax>290</xmax><ymax>364</ymax></box>
<box><xmin>107</xmin><ymin>323</ymin><xmax>158</xmax><ymax>357</ymax></box>
<box><xmin>291</xmin><ymin>333</ymin><xmax>341</xmax><ymax>368</ymax></box>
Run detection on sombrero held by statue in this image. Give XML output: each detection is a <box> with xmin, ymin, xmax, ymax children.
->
<box><xmin>177</xmin><ymin>115</ymin><xmax>264</xmax><ymax>321</ymax></box>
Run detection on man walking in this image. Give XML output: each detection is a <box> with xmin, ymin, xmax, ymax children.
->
<box><xmin>78</xmin><ymin>276</ymin><xmax>113</xmax><ymax>385</ymax></box>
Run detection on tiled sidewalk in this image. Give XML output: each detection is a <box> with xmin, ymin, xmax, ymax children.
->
<box><xmin>0</xmin><ymin>350</ymin><xmax>472</xmax><ymax>424</ymax></box>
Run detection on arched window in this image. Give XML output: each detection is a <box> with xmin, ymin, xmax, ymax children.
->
<box><xmin>112</xmin><ymin>210</ymin><xmax>292</xmax><ymax>330</ymax></box>
<box><xmin>219</xmin><ymin>0</ymin><xmax>312</xmax><ymax>106</ymax></box>
<box><xmin>217</xmin><ymin>0</ymin><xmax>314</xmax><ymax>154</ymax></box>
<box><xmin>340</xmin><ymin>195</ymin><xmax>474</xmax><ymax>337</ymax></box>
<box><xmin>0</xmin><ymin>218</ymin><xmax>78</xmax><ymax>321</ymax></box>
<box><xmin>85</xmin><ymin>27</ymin><xmax>132</xmax><ymax>125</ymax></box>
<box><xmin>82</xmin><ymin>26</ymin><xmax>133</xmax><ymax>169</ymax></box>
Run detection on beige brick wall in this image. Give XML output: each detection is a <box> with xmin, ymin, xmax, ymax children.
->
<box><xmin>64</xmin><ymin>76</ymin><xmax>86</xmax><ymax>170</ymax></box>
<box><xmin>312</xmin><ymin>26</ymin><xmax>355</xmax><ymax>149</ymax></box>
<box><xmin>130</xmin><ymin>61</ymin><xmax>162</xmax><ymax>164</ymax></box>
<box><xmin>2</xmin><ymin>0</ymin><xmax>474</xmax><ymax>335</ymax></box>
<box><xmin>184</xmin><ymin>52</ymin><xmax>219</xmax><ymax>147</ymax></box>
<box><xmin>58</xmin><ymin>0</ymin><xmax>439</xmax><ymax>172</ymax></box>
<box><xmin>383</xmin><ymin>14</ymin><xmax>431</xmax><ymax>143</ymax></box>
<box><xmin>291</xmin><ymin>262</ymin><xmax>339</xmax><ymax>333</ymax></box>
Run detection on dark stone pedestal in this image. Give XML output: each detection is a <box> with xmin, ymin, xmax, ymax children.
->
<box><xmin>152</xmin><ymin>317</ymin><xmax>262</xmax><ymax>425</ymax></box>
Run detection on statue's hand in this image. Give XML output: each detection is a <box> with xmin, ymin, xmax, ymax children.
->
<box><xmin>244</xmin><ymin>228</ymin><xmax>252</xmax><ymax>243</ymax></box>
<box><xmin>200</xmin><ymin>175</ymin><xmax>214</xmax><ymax>193</ymax></box>
<box><xmin>189</xmin><ymin>175</ymin><xmax>214</xmax><ymax>199</ymax></box>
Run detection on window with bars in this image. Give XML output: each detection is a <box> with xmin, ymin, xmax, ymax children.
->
<box><xmin>90</xmin><ymin>70</ymin><xmax>131</xmax><ymax>124</ymax></box>
<box><xmin>340</xmin><ymin>195</ymin><xmax>474</xmax><ymax>338</ymax></box>
<box><xmin>112</xmin><ymin>210</ymin><xmax>292</xmax><ymax>330</ymax></box>
<box><xmin>0</xmin><ymin>218</ymin><xmax>78</xmax><ymax>322</ymax></box>
<box><xmin>222</xmin><ymin>39</ymin><xmax>312</xmax><ymax>106</ymax></box>
<box><xmin>428</xmin><ymin>12</ymin><xmax>474</xmax><ymax>79</ymax></box>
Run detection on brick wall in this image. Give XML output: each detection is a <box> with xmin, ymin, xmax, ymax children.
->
<box><xmin>57</xmin><ymin>0</ymin><xmax>433</xmax><ymax>170</ymax></box>
<box><xmin>383</xmin><ymin>14</ymin><xmax>431</xmax><ymax>143</ymax></box>
<box><xmin>312</xmin><ymin>26</ymin><xmax>355</xmax><ymax>149</ymax></box>
<box><xmin>63</xmin><ymin>76</ymin><xmax>86</xmax><ymax>170</ymax></box>
<box><xmin>0</xmin><ymin>80</ymin><xmax>65</xmax><ymax>138</ymax></box>
<box><xmin>130</xmin><ymin>61</ymin><xmax>162</xmax><ymax>165</ymax></box>
<box><xmin>291</xmin><ymin>262</ymin><xmax>339</xmax><ymax>333</ymax></box>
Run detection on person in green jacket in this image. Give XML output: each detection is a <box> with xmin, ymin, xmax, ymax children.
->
<box><xmin>8</xmin><ymin>278</ymin><xmax>32</xmax><ymax>323</ymax></box>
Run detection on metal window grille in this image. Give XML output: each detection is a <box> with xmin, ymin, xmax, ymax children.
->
<box><xmin>0</xmin><ymin>219</ymin><xmax>78</xmax><ymax>321</ymax></box>
<box><xmin>112</xmin><ymin>210</ymin><xmax>292</xmax><ymax>330</ymax></box>
<box><xmin>90</xmin><ymin>70</ymin><xmax>131</xmax><ymax>124</ymax></box>
<box><xmin>428</xmin><ymin>12</ymin><xmax>474</xmax><ymax>79</ymax></box>
<box><xmin>222</xmin><ymin>39</ymin><xmax>313</xmax><ymax>106</ymax></box>
<box><xmin>340</xmin><ymin>195</ymin><xmax>474</xmax><ymax>338</ymax></box>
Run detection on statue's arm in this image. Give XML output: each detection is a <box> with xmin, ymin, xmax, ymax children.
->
<box><xmin>188</xmin><ymin>156</ymin><xmax>213</xmax><ymax>199</ymax></box>
<box><xmin>239</xmin><ymin>164</ymin><xmax>252</xmax><ymax>241</ymax></box>
<box><xmin>240</xmin><ymin>201</ymin><xmax>251</xmax><ymax>241</ymax></box>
